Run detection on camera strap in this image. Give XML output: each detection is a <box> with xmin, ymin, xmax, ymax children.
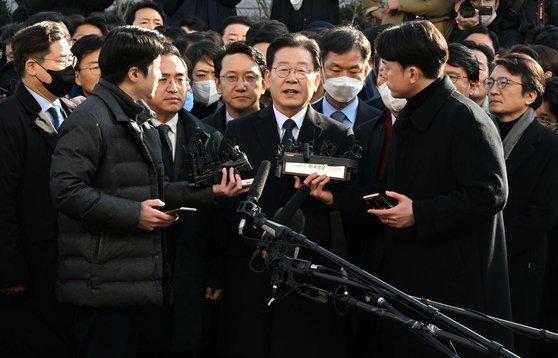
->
<box><xmin>537</xmin><ymin>0</ymin><xmax>546</xmax><ymax>24</ymax></box>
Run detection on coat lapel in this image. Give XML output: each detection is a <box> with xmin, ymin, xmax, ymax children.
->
<box><xmin>506</xmin><ymin>122</ymin><xmax>541</xmax><ymax>176</ymax></box>
<box><xmin>299</xmin><ymin>106</ymin><xmax>324</xmax><ymax>148</ymax></box>
<box><xmin>253</xmin><ymin>106</ymin><xmax>281</xmax><ymax>160</ymax></box>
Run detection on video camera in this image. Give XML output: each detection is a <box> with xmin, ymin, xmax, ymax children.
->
<box><xmin>459</xmin><ymin>0</ymin><xmax>493</xmax><ymax>18</ymax></box>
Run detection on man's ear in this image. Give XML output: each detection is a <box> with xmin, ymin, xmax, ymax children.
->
<box><xmin>525</xmin><ymin>90</ymin><xmax>537</xmax><ymax>107</ymax></box>
<box><xmin>128</xmin><ymin>66</ymin><xmax>140</xmax><ymax>83</ymax></box>
<box><xmin>25</xmin><ymin>58</ymin><xmax>38</xmax><ymax>77</ymax></box>
<box><xmin>408</xmin><ymin>66</ymin><xmax>421</xmax><ymax>84</ymax></box>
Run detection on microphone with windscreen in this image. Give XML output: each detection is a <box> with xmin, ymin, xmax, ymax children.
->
<box><xmin>237</xmin><ymin>160</ymin><xmax>271</xmax><ymax>235</ymax></box>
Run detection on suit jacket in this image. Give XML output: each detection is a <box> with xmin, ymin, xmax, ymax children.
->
<box><xmin>217</xmin><ymin>105</ymin><xmax>354</xmax><ymax>358</ymax></box>
<box><xmin>501</xmin><ymin>119</ymin><xmax>558</xmax><ymax>356</ymax></box>
<box><xmin>381</xmin><ymin>77</ymin><xmax>512</xmax><ymax>357</ymax></box>
<box><xmin>312</xmin><ymin>96</ymin><xmax>381</xmax><ymax>130</ymax></box>
<box><xmin>202</xmin><ymin>103</ymin><xmax>227</xmax><ymax>135</ymax></box>
<box><xmin>140</xmin><ymin>109</ymin><xmax>224</xmax><ymax>352</ymax></box>
<box><xmin>0</xmin><ymin>84</ymin><xmax>75</xmax><ymax>357</ymax></box>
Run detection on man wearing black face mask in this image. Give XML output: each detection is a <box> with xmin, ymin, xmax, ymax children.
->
<box><xmin>0</xmin><ymin>21</ymin><xmax>76</xmax><ymax>358</ymax></box>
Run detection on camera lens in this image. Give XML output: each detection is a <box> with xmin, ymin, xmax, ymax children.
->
<box><xmin>459</xmin><ymin>0</ymin><xmax>476</xmax><ymax>18</ymax></box>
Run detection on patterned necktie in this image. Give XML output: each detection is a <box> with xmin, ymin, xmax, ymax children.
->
<box><xmin>331</xmin><ymin>110</ymin><xmax>348</xmax><ymax>125</ymax></box>
<box><xmin>157</xmin><ymin>124</ymin><xmax>175</xmax><ymax>179</ymax></box>
<box><xmin>47</xmin><ymin>105</ymin><xmax>63</xmax><ymax>130</ymax></box>
<box><xmin>281</xmin><ymin>119</ymin><xmax>296</xmax><ymax>150</ymax></box>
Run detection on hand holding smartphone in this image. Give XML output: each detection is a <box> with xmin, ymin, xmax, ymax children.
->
<box><xmin>164</xmin><ymin>207</ymin><xmax>197</xmax><ymax>216</ymax></box>
<box><xmin>363</xmin><ymin>193</ymin><xmax>398</xmax><ymax>210</ymax></box>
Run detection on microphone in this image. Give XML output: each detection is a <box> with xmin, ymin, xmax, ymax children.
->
<box><xmin>273</xmin><ymin>184</ymin><xmax>310</xmax><ymax>259</ymax></box>
<box><xmin>238</xmin><ymin>160</ymin><xmax>271</xmax><ymax>235</ymax></box>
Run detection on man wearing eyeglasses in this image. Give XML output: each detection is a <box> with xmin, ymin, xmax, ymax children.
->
<box><xmin>220</xmin><ymin>34</ymin><xmax>355</xmax><ymax>358</ymax></box>
<box><xmin>443</xmin><ymin>42</ymin><xmax>480</xmax><ymax>98</ymax></box>
<box><xmin>203</xmin><ymin>41</ymin><xmax>267</xmax><ymax>135</ymax></box>
<box><xmin>70</xmin><ymin>34</ymin><xmax>103</xmax><ymax>99</ymax></box>
<box><xmin>487</xmin><ymin>53</ymin><xmax>558</xmax><ymax>358</ymax></box>
<box><xmin>0</xmin><ymin>21</ymin><xmax>76</xmax><ymax>358</ymax></box>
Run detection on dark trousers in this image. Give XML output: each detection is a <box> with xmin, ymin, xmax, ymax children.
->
<box><xmin>75</xmin><ymin>306</ymin><xmax>142</xmax><ymax>358</ymax></box>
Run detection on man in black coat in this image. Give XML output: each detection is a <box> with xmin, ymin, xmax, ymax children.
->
<box><xmin>218</xmin><ymin>33</ymin><xmax>355</xmax><ymax>358</ymax></box>
<box><xmin>312</xmin><ymin>26</ymin><xmax>381</xmax><ymax>130</ymax></box>
<box><xmin>50</xmin><ymin>26</ymin><xmax>245</xmax><ymax>358</ymax></box>
<box><xmin>138</xmin><ymin>44</ymin><xmax>226</xmax><ymax>356</ymax></box>
<box><xmin>270</xmin><ymin>0</ymin><xmax>340</xmax><ymax>32</ymax></box>
<box><xmin>0</xmin><ymin>21</ymin><xmax>76</xmax><ymax>358</ymax></box>
<box><xmin>487</xmin><ymin>53</ymin><xmax>558</xmax><ymax>357</ymax></box>
<box><xmin>368</xmin><ymin>21</ymin><xmax>512</xmax><ymax>357</ymax></box>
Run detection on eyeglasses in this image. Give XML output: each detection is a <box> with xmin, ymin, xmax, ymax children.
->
<box><xmin>78</xmin><ymin>66</ymin><xmax>101</xmax><ymax>75</ymax></box>
<box><xmin>537</xmin><ymin>117</ymin><xmax>558</xmax><ymax>132</ymax></box>
<box><xmin>272</xmin><ymin>65</ymin><xmax>314</xmax><ymax>79</ymax></box>
<box><xmin>220</xmin><ymin>73</ymin><xmax>260</xmax><ymax>85</ymax></box>
<box><xmin>447</xmin><ymin>73</ymin><xmax>468</xmax><ymax>83</ymax></box>
<box><xmin>35</xmin><ymin>55</ymin><xmax>77</xmax><ymax>68</ymax></box>
<box><xmin>483</xmin><ymin>77</ymin><xmax>522</xmax><ymax>90</ymax></box>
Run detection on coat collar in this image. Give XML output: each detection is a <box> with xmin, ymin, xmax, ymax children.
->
<box><xmin>399</xmin><ymin>76</ymin><xmax>454</xmax><ymax>131</ymax></box>
<box><xmin>506</xmin><ymin>120</ymin><xmax>543</xmax><ymax>176</ymax></box>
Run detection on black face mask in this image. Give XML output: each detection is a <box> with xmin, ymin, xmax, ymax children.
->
<box><xmin>35</xmin><ymin>62</ymin><xmax>76</xmax><ymax>98</ymax></box>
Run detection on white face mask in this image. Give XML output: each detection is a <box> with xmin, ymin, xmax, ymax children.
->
<box><xmin>191</xmin><ymin>80</ymin><xmax>221</xmax><ymax>106</ymax></box>
<box><xmin>322</xmin><ymin>75</ymin><xmax>364</xmax><ymax>103</ymax></box>
<box><xmin>378</xmin><ymin>83</ymin><xmax>407</xmax><ymax>113</ymax></box>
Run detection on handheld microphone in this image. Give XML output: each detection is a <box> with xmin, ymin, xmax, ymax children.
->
<box><xmin>238</xmin><ymin>160</ymin><xmax>271</xmax><ymax>235</ymax></box>
<box><xmin>272</xmin><ymin>184</ymin><xmax>310</xmax><ymax>258</ymax></box>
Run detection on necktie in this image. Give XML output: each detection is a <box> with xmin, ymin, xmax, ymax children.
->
<box><xmin>281</xmin><ymin>119</ymin><xmax>296</xmax><ymax>150</ymax></box>
<box><xmin>157</xmin><ymin>124</ymin><xmax>174</xmax><ymax>178</ymax></box>
<box><xmin>47</xmin><ymin>105</ymin><xmax>63</xmax><ymax>130</ymax></box>
<box><xmin>331</xmin><ymin>110</ymin><xmax>348</xmax><ymax>125</ymax></box>
<box><xmin>157</xmin><ymin>124</ymin><xmax>173</xmax><ymax>157</ymax></box>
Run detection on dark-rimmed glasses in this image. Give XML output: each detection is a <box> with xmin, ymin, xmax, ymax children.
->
<box><xmin>483</xmin><ymin>77</ymin><xmax>522</xmax><ymax>90</ymax></box>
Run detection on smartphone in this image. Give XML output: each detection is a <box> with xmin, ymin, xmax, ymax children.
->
<box><xmin>363</xmin><ymin>193</ymin><xmax>397</xmax><ymax>210</ymax></box>
<box><xmin>165</xmin><ymin>207</ymin><xmax>197</xmax><ymax>216</ymax></box>
<box><xmin>241</xmin><ymin>178</ymin><xmax>254</xmax><ymax>188</ymax></box>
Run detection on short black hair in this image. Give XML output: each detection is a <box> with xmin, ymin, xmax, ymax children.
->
<box><xmin>23</xmin><ymin>11</ymin><xmax>74</xmax><ymax>35</ymax></box>
<box><xmin>12</xmin><ymin>21</ymin><xmax>70</xmax><ymax>76</ymax></box>
<box><xmin>507</xmin><ymin>44</ymin><xmax>541</xmax><ymax>64</ymax></box>
<box><xmin>319</xmin><ymin>26</ymin><xmax>371</xmax><ymax>64</ymax></box>
<box><xmin>183</xmin><ymin>40</ymin><xmax>222</xmax><ymax>77</ymax></box>
<box><xmin>447</xmin><ymin>43</ymin><xmax>479</xmax><ymax>82</ymax></box>
<box><xmin>461</xmin><ymin>25</ymin><xmax>500</xmax><ymax>53</ymax></box>
<box><xmin>214</xmin><ymin>42</ymin><xmax>266</xmax><ymax>78</ymax></box>
<box><xmin>530</xmin><ymin>44</ymin><xmax>558</xmax><ymax>77</ymax></box>
<box><xmin>266</xmin><ymin>33</ymin><xmax>321</xmax><ymax>71</ymax></box>
<box><xmin>155</xmin><ymin>25</ymin><xmax>185</xmax><ymax>42</ymax></box>
<box><xmin>125</xmin><ymin>1</ymin><xmax>166</xmax><ymax>26</ymax></box>
<box><xmin>219</xmin><ymin>16</ymin><xmax>253</xmax><ymax>36</ymax></box>
<box><xmin>179</xmin><ymin>15</ymin><xmax>207</xmax><ymax>32</ymax></box>
<box><xmin>70</xmin><ymin>13</ymin><xmax>109</xmax><ymax>40</ymax></box>
<box><xmin>71</xmin><ymin>35</ymin><xmax>104</xmax><ymax>70</ymax></box>
<box><xmin>375</xmin><ymin>20</ymin><xmax>448</xmax><ymax>79</ymax></box>
<box><xmin>245</xmin><ymin>20</ymin><xmax>289</xmax><ymax>47</ymax></box>
<box><xmin>99</xmin><ymin>25</ymin><xmax>165</xmax><ymax>85</ymax></box>
<box><xmin>461</xmin><ymin>40</ymin><xmax>495</xmax><ymax>65</ymax></box>
<box><xmin>493</xmin><ymin>53</ymin><xmax>545</xmax><ymax>109</ymax></box>
<box><xmin>542</xmin><ymin>76</ymin><xmax>558</xmax><ymax>119</ymax></box>
<box><xmin>161</xmin><ymin>43</ymin><xmax>190</xmax><ymax>77</ymax></box>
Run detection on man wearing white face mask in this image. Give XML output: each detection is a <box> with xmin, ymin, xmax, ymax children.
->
<box><xmin>184</xmin><ymin>40</ymin><xmax>223</xmax><ymax>119</ymax></box>
<box><xmin>312</xmin><ymin>27</ymin><xmax>381</xmax><ymax>129</ymax></box>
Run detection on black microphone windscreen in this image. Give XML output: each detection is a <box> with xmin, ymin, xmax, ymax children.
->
<box><xmin>273</xmin><ymin>185</ymin><xmax>311</xmax><ymax>226</ymax></box>
<box><xmin>247</xmin><ymin>160</ymin><xmax>271</xmax><ymax>203</ymax></box>
<box><xmin>274</xmin><ymin>208</ymin><xmax>306</xmax><ymax>233</ymax></box>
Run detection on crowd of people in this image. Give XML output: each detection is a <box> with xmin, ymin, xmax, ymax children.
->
<box><xmin>1</xmin><ymin>1</ymin><xmax>558</xmax><ymax>358</ymax></box>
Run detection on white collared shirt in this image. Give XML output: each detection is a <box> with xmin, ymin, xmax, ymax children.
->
<box><xmin>273</xmin><ymin>106</ymin><xmax>307</xmax><ymax>142</ymax></box>
<box><xmin>24</xmin><ymin>85</ymin><xmax>64</xmax><ymax>130</ymax></box>
<box><xmin>321</xmin><ymin>96</ymin><xmax>359</xmax><ymax>129</ymax></box>
<box><xmin>151</xmin><ymin>113</ymin><xmax>179</xmax><ymax>160</ymax></box>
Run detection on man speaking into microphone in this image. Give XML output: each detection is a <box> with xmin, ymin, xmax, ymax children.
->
<box><xmin>218</xmin><ymin>34</ymin><xmax>355</xmax><ymax>358</ymax></box>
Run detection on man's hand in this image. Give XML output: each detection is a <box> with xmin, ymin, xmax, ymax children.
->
<box><xmin>138</xmin><ymin>199</ymin><xmax>178</xmax><ymax>231</ymax></box>
<box><xmin>367</xmin><ymin>191</ymin><xmax>415</xmax><ymax>228</ymax></box>
<box><xmin>0</xmin><ymin>284</ymin><xmax>26</xmax><ymax>296</ymax></box>
<box><xmin>294</xmin><ymin>173</ymin><xmax>333</xmax><ymax>206</ymax></box>
<box><xmin>454</xmin><ymin>1</ymin><xmax>480</xmax><ymax>30</ymax></box>
<box><xmin>212</xmin><ymin>167</ymin><xmax>249</xmax><ymax>197</ymax></box>
<box><xmin>205</xmin><ymin>287</ymin><xmax>223</xmax><ymax>302</ymax></box>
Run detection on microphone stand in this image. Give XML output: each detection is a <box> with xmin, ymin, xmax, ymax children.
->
<box><xmin>242</xmin><ymin>209</ymin><xmax>520</xmax><ymax>358</ymax></box>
